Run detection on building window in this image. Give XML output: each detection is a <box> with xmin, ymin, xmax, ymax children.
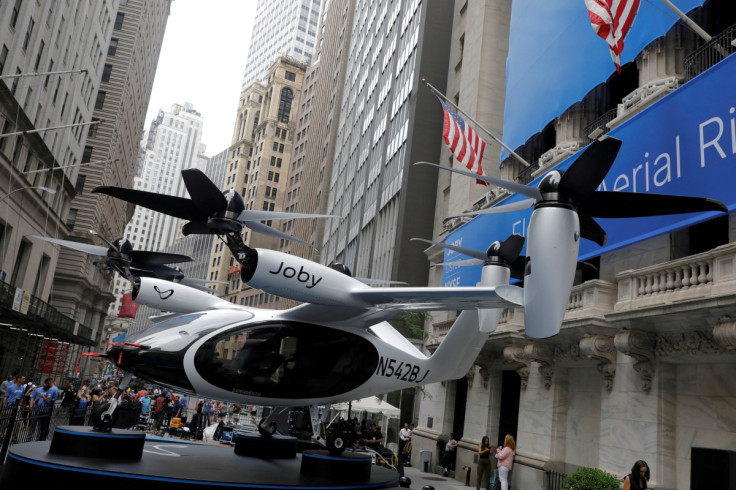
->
<box><xmin>88</xmin><ymin>118</ymin><xmax>100</xmax><ymax>138</ymax></box>
<box><xmin>114</xmin><ymin>13</ymin><xmax>125</xmax><ymax>30</ymax></box>
<box><xmin>95</xmin><ymin>91</ymin><xmax>106</xmax><ymax>109</ymax></box>
<box><xmin>10</xmin><ymin>0</ymin><xmax>21</xmax><ymax>29</ymax></box>
<box><xmin>285</xmin><ymin>70</ymin><xmax>296</xmax><ymax>81</ymax></box>
<box><xmin>82</xmin><ymin>146</ymin><xmax>93</xmax><ymax>163</ymax></box>
<box><xmin>23</xmin><ymin>18</ymin><xmax>35</xmax><ymax>52</ymax></box>
<box><xmin>278</xmin><ymin>87</ymin><xmax>293</xmax><ymax>123</ymax></box>
<box><xmin>108</xmin><ymin>38</ymin><xmax>119</xmax><ymax>56</ymax></box>
<box><xmin>0</xmin><ymin>45</ymin><xmax>8</xmax><ymax>75</ymax></box>
<box><xmin>102</xmin><ymin>63</ymin><xmax>112</xmax><ymax>82</ymax></box>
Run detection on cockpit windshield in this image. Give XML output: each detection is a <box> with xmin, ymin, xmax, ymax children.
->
<box><xmin>194</xmin><ymin>321</ymin><xmax>378</xmax><ymax>399</ymax></box>
<box><xmin>126</xmin><ymin>310</ymin><xmax>254</xmax><ymax>352</ymax></box>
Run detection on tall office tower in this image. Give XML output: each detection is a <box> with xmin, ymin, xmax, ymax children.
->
<box><xmin>108</xmin><ymin>148</ymin><xmax>228</xmax><ymax>337</ymax></box>
<box><xmin>274</xmin><ymin>0</ymin><xmax>356</xmax><ymax>309</ymax></box>
<box><xmin>241</xmin><ymin>0</ymin><xmax>322</xmax><ymax>87</ymax></box>
<box><xmin>0</xmin><ymin>1</ymin><xmax>128</xmax><ymax>378</ymax></box>
<box><xmin>50</xmin><ymin>0</ymin><xmax>171</xmax><ymax>350</ymax></box>
<box><xmin>126</xmin><ymin>103</ymin><xmax>205</xmax><ymax>252</ymax></box>
<box><xmin>320</xmin><ymin>0</ymin><xmax>453</xmax><ymax>287</ymax></box>
<box><xmin>208</xmin><ymin>56</ymin><xmax>307</xmax><ymax>307</ymax></box>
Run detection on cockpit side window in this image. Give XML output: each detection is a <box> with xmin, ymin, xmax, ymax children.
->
<box><xmin>194</xmin><ymin>322</ymin><xmax>378</xmax><ymax>399</ymax></box>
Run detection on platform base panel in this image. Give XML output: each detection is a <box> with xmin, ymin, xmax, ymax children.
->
<box><xmin>49</xmin><ymin>425</ymin><xmax>146</xmax><ymax>460</ymax></box>
<box><xmin>0</xmin><ymin>439</ymin><xmax>399</xmax><ymax>490</ymax></box>
<box><xmin>234</xmin><ymin>432</ymin><xmax>297</xmax><ymax>459</ymax></box>
<box><xmin>301</xmin><ymin>449</ymin><xmax>373</xmax><ymax>480</ymax></box>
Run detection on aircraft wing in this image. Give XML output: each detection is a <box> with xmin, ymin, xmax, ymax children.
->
<box><xmin>350</xmin><ymin>284</ymin><xmax>523</xmax><ymax>310</ymax></box>
<box><xmin>280</xmin><ymin>285</ymin><xmax>523</xmax><ymax>328</ymax></box>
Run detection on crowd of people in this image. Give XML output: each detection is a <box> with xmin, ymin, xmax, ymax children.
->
<box><xmin>0</xmin><ymin>373</ymin><xmax>246</xmax><ymax>443</ymax></box>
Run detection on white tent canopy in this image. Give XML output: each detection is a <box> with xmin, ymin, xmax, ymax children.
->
<box><xmin>332</xmin><ymin>397</ymin><xmax>400</xmax><ymax>416</ymax></box>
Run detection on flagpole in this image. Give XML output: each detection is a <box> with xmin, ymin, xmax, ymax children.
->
<box><xmin>421</xmin><ymin>79</ymin><xmax>532</xmax><ymax>168</ymax></box>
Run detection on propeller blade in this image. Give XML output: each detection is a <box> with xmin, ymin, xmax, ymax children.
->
<box><xmin>245</xmin><ymin>220</ymin><xmax>315</xmax><ymax>249</ymax></box>
<box><xmin>129</xmin><ymin>251</ymin><xmax>193</xmax><ymax>266</ymax></box>
<box><xmin>433</xmin><ymin>258</ymin><xmax>485</xmax><ymax>267</ymax></box>
<box><xmin>509</xmin><ymin>256</ymin><xmax>526</xmax><ymax>281</ymax></box>
<box><xmin>237</xmin><ymin>210</ymin><xmax>341</xmax><ymax>221</ymax></box>
<box><xmin>579</xmin><ymin>214</ymin><xmax>607</xmax><ymax>246</ymax></box>
<box><xmin>498</xmin><ymin>234</ymin><xmax>525</xmax><ymax>264</ymax></box>
<box><xmin>93</xmin><ymin>186</ymin><xmax>204</xmax><ymax>220</ymax></box>
<box><xmin>29</xmin><ymin>236</ymin><xmax>109</xmax><ymax>256</ymax></box>
<box><xmin>415</xmin><ymin>161</ymin><xmax>542</xmax><ymax>200</ymax></box>
<box><xmin>89</xmin><ymin>230</ymin><xmax>118</xmax><ymax>250</ymax></box>
<box><xmin>448</xmin><ymin>198</ymin><xmax>536</xmax><ymax>219</ymax></box>
<box><xmin>411</xmin><ymin>238</ymin><xmax>487</xmax><ymax>261</ymax></box>
<box><xmin>580</xmin><ymin>191</ymin><xmax>728</xmax><ymax>218</ymax></box>
<box><xmin>181</xmin><ymin>169</ymin><xmax>228</xmax><ymax>216</ymax></box>
<box><xmin>128</xmin><ymin>268</ymin><xmax>158</xmax><ymax>278</ymax></box>
<box><xmin>180</xmin><ymin>277</ymin><xmax>229</xmax><ymax>285</ymax></box>
<box><xmin>558</xmin><ymin>137</ymin><xmax>622</xmax><ymax>202</ymax></box>
<box><xmin>182</xmin><ymin>221</ymin><xmax>217</xmax><ymax>236</ymax></box>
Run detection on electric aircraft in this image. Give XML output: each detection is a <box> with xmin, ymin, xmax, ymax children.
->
<box><xmin>92</xmin><ymin>170</ymin><xmax>525</xmax><ymax>451</ymax></box>
<box><xmin>417</xmin><ymin>136</ymin><xmax>728</xmax><ymax>338</ymax></box>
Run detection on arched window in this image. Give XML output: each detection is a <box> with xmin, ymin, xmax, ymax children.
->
<box><xmin>278</xmin><ymin>87</ymin><xmax>293</xmax><ymax>123</ymax></box>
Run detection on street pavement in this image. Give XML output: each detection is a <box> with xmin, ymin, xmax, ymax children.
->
<box><xmin>403</xmin><ymin>465</ymin><xmax>483</xmax><ymax>490</ymax></box>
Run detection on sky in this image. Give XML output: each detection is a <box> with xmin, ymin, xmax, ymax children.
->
<box><xmin>144</xmin><ymin>0</ymin><xmax>258</xmax><ymax>157</ymax></box>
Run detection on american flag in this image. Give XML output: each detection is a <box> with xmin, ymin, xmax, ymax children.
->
<box><xmin>585</xmin><ymin>0</ymin><xmax>642</xmax><ymax>73</ymax></box>
<box><xmin>436</xmin><ymin>95</ymin><xmax>487</xmax><ymax>185</ymax></box>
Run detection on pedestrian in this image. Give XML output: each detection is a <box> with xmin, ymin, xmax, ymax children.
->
<box><xmin>477</xmin><ymin>435</ymin><xmax>492</xmax><ymax>490</ymax></box>
<box><xmin>442</xmin><ymin>432</ymin><xmax>458</xmax><ymax>476</ymax></box>
<box><xmin>204</xmin><ymin>398</ymin><xmax>213</xmax><ymax>426</ymax></box>
<box><xmin>2</xmin><ymin>374</ymin><xmax>25</xmax><ymax>407</ymax></box>
<box><xmin>364</xmin><ymin>423</ymin><xmax>384</xmax><ymax>451</ymax></box>
<box><xmin>0</xmin><ymin>375</ymin><xmax>11</xmax><ymax>398</ymax></box>
<box><xmin>494</xmin><ymin>434</ymin><xmax>515</xmax><ymax>490</ymax></box>
<box><xmin>34</xmin><ymin>377</ymin><xmax>58</xmax><ymax>440</ymax></box>
<box><xmin>623</xmin><ymin>460</ymin><xmax>650</xmax><ymax>490</ymax></box>
<box><xmin>153</xmin><ymin>394</ymin><xmax>167</xmax><ymax>432</ymax></box>
<box><xmin>399</xmin><ymin>422</ymin><xmax>412</xmax><ymax>464</ymax></box>
<box><xmin>60</xmin><ymin>381</ymin><xmax>77</xmax><ymax>407</ymax></box>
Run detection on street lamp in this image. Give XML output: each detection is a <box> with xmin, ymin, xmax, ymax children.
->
<box><xmin>0</xmin><ymin>186</ymin><xmax>56</xmax><ymax>202</ymax></box>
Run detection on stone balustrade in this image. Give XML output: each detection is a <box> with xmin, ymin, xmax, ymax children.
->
<box><xmin>565</xmin><ymin>279</ymin><xmax>617</xmax><ymax>322</ymax></box>
<box><xmin>614</xmin><ymin>243</ymin><xmax>736</xmax><ymax>313</ymax></box>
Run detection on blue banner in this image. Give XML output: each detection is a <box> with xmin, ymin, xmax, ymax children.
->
<box><xmin>444</xmin><ymin>53</ymin><xmax>736</xmax><ymax>287</ymax></box>
<box><xmin>112</xmin><ymin>332</ymin><xmax>126</xmax><ymax>344</ymax></box>
<box><xmin>501</xmin><ymin>0</ymin><xmax>706</xmax><ymax>163</ymax></box>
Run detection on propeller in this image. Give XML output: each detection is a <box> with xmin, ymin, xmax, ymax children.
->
<box><xmin>418</xmin><ymin>136</ymin><xmax>727</xmax><ymax>339</ymax></box>
<box><xmin>93</xmin><ymin>169</ymin><xmax>340</xmax><ymax>248</ymax></box>
<box><xmin>412</xmin><ymin>235</ymin><xmax>526</xmax><ymax>279</ymax></box>
<box><xmin>29</xmin><ymin>232</ymin><xmax>206</xmax><ymax>288</ymax></box>
<box><xmin>417</xmin><ymin>136</ymin><xmax>727</xmax><ymax>246</ymax></box>
<box><xmin>413</xmin><ymin>237</ymin><xmax>597</xmax><ymax>281</ymax></box>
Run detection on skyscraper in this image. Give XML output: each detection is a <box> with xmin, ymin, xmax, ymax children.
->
<box><xmin>208</xmin><ymin>57</ymin><xmax>308</xmax><ymax>307</ymax></box>
<box><xmin>320</xmin><ymin>0</ymin><xmax>453</xmax><ymax>287</ymax></box>
<box><xmin>49</xmin><ymin>0</ymin><xmax>172</xmax><ymax>347</ymax></box>
<box><xmin>105</xmin><ymin>103</ymin><xmax>206</xmax><ymax>325</ymax></box>
<box><xmin>241</xmin><ymin>0</ymin><xmax>322</xmax><ymax>88</ymax></box>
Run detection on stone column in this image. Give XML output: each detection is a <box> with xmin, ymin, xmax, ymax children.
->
<box><xmin>597</xmin><ymin>330</ymin><xmax>659</xmax><ymax>478</ymax></box>
<box><xmin>456</xmin><ymin>364</ymin><xmax>504</xmax><ymax>477</ymax></box>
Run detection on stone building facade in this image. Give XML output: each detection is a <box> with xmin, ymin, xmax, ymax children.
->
<box><xmin>411</xmin><ymin>1</ymin><xmax>736</xmax><ymax>488</ymax></box>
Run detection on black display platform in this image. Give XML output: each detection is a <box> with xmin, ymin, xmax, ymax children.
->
<box><xmin>0</xmin><ymin>437</ymin><xmax>400</xmax><ymax>490</ymax></box>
